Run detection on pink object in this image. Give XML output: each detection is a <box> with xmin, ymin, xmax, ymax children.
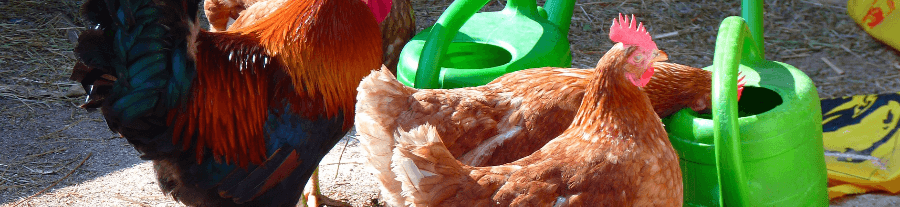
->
<box><xmin>625</xmin><ymin>68</ymin><xmax>653</xmax><ymax>87</ymax></box>
<box><xmin>610</xmin><ymin>13</ymin><xmax>657</xmax><ymax>87</ymax></box>
<box><xmin>737</xmin><ymin>72</ymin><xmax>746</xmax><ymax>101</ymax></box>
<box><xmin>638</xmin><ymin>64</ymin><xmax>654</xmax><ymax>86</ymax></box>
<box><xmin>363</xmin><ymin>0</ymin><xmax>392</xmax><ymax>24</ymax></box>
<box><xmin>609</xmin><ymin>13</ymin><xmax>657</xmax><ymax>51</ymax></box>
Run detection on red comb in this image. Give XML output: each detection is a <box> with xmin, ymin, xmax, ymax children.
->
<box><xmin>609</xmin><ymin>13</ymin><xmax>657</xmax><ymax>51</ymax></box>
<box><xmin>737</xmin><ymin>72</ymin><xmax>746</xmax><ymax>101</ymax></box>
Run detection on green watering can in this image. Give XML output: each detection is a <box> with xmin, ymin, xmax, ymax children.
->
<box><xmin>395</xmin><ymin>0</ymin><xmax>574</xmax><ymax>89</ymax></box>
<box><xmin>661</xmin><ymin>0</ymin><xmax>828</xmax><ymax>206</ymax></box>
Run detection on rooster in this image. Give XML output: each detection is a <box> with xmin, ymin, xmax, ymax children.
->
<box><xmin>70</xmin><ymin>0</ymin><xmax>386</xmax><ymax>206</ymax></box>
<box><xmin>355</xmin><ymin>35</ymin><xmax>741</xmax><ymax>207</ymax></box>
<box><xmin>360</xmin><ymin>14</ymin><xmax>682</xmax><ymax>205</ymax></box>
<box><xmin>204</xmin><ymin>0</ymin><xmax>415</xmax><ymax>72</ymax></box>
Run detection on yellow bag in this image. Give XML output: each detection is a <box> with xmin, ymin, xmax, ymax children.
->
<box><xmin>848</xmin><ymin>0</ymin><xmax>900</xmax><ymax>50</ymax></box>
<box><xmin>824</xmin><ymin>92</ymin><xmax>900</xmax><ymax>199</ymax></box>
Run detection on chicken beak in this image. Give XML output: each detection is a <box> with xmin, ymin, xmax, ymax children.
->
<box><xmin>652</xmin><ymin>50</ymin><xmax>668</xmax><ymax>62</ymax></box>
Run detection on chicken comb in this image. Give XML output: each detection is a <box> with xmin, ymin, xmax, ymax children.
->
<box><xmin>737</xmin><ymin>72</ymin><xmax>746</xmax><ymax>101</ymax></box>
<box><xmin>609</xmin><ymin>13</ymin><xmax>657</xmax><ymax>51</ymax></box>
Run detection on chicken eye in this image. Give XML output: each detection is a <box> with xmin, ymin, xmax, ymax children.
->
<box><xmin>632</xmin><ymin>54</ymin><xmax>644</xmax><ymax>63</ymax></box>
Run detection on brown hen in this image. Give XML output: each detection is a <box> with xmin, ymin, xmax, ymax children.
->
<box><xmin>462</xmin><ymin>61</ymin><xmax>720</xmax><ymax>167</ymax></box>
<box><xmin>375</xmin><ymin>0</ymin><xmax>415</xmax><ymax>73</ymax></box>
<box><xmin>367</xmin><ymin>14</ymin><xmax>682</xmax><ymax>205</ymax></box>
<box><xmin>355</xmin><ymin>61</ymin><xmax>727</xmax><ymax>206</ymax></box>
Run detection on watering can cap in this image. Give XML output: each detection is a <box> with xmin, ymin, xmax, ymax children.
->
<box><xmin>609</xmin><ymin>13</ymin><xmax>657</xmax><ymax>51</ymax></box>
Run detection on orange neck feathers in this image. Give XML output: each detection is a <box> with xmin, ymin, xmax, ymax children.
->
<box><xmin>170</xmin><ymin>0</ymin><xmax>383</xmax><ymax>167</ymax></box>
<box><xmin>170</xmin><ymin>32</ymin><xmax>277</xmax><ymax>167</ymax></box>
<box><xmin>566</xmin><ymin>45</ymin><xmax>656</xmax><ymax>140</ymax></box>
<box><xmin>238</xmin><ymin>0</ymin><xmax>383</xmax><ymax>129</ymax></box>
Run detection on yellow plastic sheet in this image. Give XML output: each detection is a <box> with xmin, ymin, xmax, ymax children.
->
<box><xmin>823</xmin><ymin>92</ymin><xmax>900</xmax><ymax>199</ymax></box>
<box><xmin>847</xmin><ymin>0</ymin><xmax>900</xmax><ymax>50</ymax></box>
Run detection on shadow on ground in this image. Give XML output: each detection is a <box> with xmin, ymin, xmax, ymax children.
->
<box><xmin>0</xmin><ymin>99</ymin><xmax>143</xmax><ymax>204</ymax></box>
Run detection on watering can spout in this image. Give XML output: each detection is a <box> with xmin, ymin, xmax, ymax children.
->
<box><xmin>502</xmin><ymin>0</ymin><xmax>539</xmax><ymax>17</ymax></box>
<box><xmin>542</xmin><ymin>0</ymin><xmax>575</xmax><ymax>35</ymax></box>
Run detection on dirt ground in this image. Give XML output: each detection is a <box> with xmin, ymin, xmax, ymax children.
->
<box><xmin>1</xmin><ymin>0</ymin><xmax>899</xmax><ymax>206</ymax></box>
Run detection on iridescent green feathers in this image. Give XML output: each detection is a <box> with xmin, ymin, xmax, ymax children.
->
<box><xmin>78</xmin><ymin>0</ymin><xmax>199</xmax><ymax>124</ymax></box>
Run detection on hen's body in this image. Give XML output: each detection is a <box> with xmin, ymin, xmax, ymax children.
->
<box><xmin>356</xmin><ymin>61</ymin><xmax>707</xmax><ymax>205</ymax></box>
<box><xmin>204</xmin><ymin>0</ymin><xmax>414</xmax><ymax>72</ymax></box>
<box><xmin>72</xmin><ymin>0</ymin><xmax>382</xmax><ymax>206</ymax></box>
<box><xmin>459</xmin><ymin>62</ymin><xmax>713</xmax><ymax>166</ymax></box>
<box><xmin>384</xmin><ymin>43</ymin><xmax>682</xmax><ymax>206</ymax></box>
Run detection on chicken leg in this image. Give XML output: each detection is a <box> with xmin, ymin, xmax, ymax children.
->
<box><xmin>302</xmin><ymin>168</ymin><xmax>350</xmax><ymax>207</ymax></box>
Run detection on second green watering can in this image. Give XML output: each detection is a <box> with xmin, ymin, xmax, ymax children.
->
<box><xmin>661</xmin><ymin>1</ymin><xmax>829</xmax><ymax>205</ymax></box>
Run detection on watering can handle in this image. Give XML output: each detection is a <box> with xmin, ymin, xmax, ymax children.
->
<box><xmin>543</xmin><ymin>0</ymin><xmax>575</xmax><ymax>36</ymax></box>
<box><xmin>742</xmin><ymin>0</ymin><xmax>764</xmax><ymax>55</ymax></box>
<box><xmin>711</xmin><ymin>16</ymin><xmax>762</xmax><ymax>207</ymax></box>
<box><xmin>414</xmin><ymin>0</ymin><xmax>573</xmax><ymax>89</ymax></box>
<box><xmin>413</xmin><ymin>0</ymin><xmax>490</xmax><ymax>88</ymax></box>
